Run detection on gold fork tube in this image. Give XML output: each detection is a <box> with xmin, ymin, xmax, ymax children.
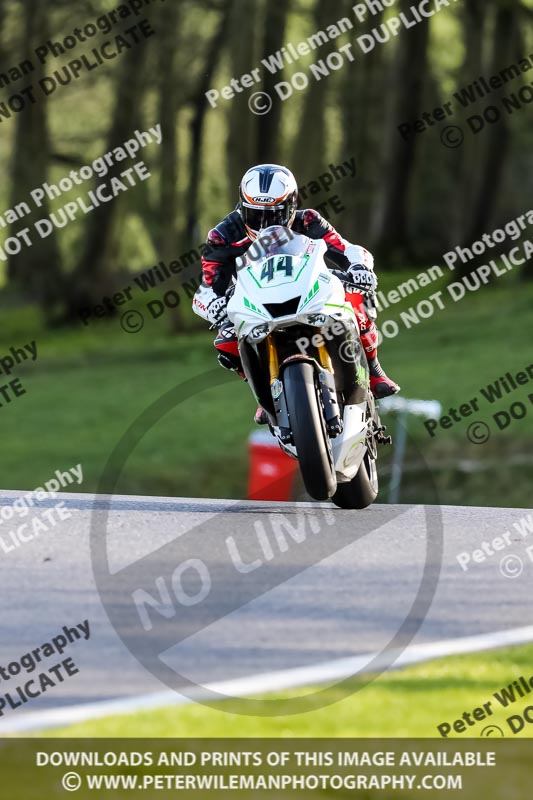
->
<box><xmin>317</xmin><ymin>343</ymin><xmax>333</xmax><ymax>372</ymax></box>
<box><xmin>266</xmin><ymin>335</ymin><xmax>279</xmax><ymax>383</ymax></box>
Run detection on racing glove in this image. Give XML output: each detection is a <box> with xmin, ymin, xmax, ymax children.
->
<box><xmin>346</xmin><ymin>264</ymin><xmax>377</xmax><ymax>294</ymax></box>
<box><xmin>206</xmin><ymin>296</ymin><xmax>228</xmax><ymax>326</ymax></box>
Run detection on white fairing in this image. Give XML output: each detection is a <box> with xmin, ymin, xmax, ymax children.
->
<box><xmin>227</xmin><ymin>227</ymin><xmax>370</xmax><ymax>483</ymax></box>
<box><xmin>228</xmin><ymin>233</ymin><xmax>353</xmax><ymax>336</ymax></box>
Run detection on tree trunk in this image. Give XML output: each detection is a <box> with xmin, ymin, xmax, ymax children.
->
<box><xmin>516</xmin><ymin>9</ymin><xmax>533</xmax><ymax>281</ymax></box>
<box><xmin>69</xmin><ymin>38</ymin><xmax>151</xmax><ymax>313</ymax></box>
<box><xmin>256</xmin><ymin>0</ymin><xmax>292</xmax><ymax>162</ymax></box>
<box><xmin>291</xmin><ymin>0</ymin><xmax>331</xmax><ymax>182</ymax></box>
<box><xmin>339</xmin><ymin>3</ymin><xmax>386</xmax><ymax>244</ymax></box>
<box><xmin>156</xmin><ymin>0</ymin><xmax>181</xmax><ymax>259</ymax></box>
<box><xmin>152</xmin><ymin>1</ymin><xmax>183</xmax><ymax>331</ymax></box>
<box><xmin>7</xmin><ymin>0</ymin><xmax>63</xmax><ymax>315</ymax></box>
<box><xmin>227</xmin><ymin>0</ymin><xmax>261</xmax><ymax>192</ymax></box>
<box><xmin>185</xmin><ymin>1</ymin><xmax>232</xmax><ymax>241</ymax></box>
<box><xmin>371</xmin><ymin>0</ymin><xmax>430</xmax><ymax>263</ymax></box>
<box><xmin>459</xmin><ymin>2</ymin><xmax>518</xmax><ymax>272</ymax></box>
<box><xmin>450</xmin><ymin>0</ymin><xmax>488</xmax><ymax>247</ymax></box>
<box><xmin>0</xmin><ymin>0</ymin><xmax>5</xmax><ymax>55</ymax></box>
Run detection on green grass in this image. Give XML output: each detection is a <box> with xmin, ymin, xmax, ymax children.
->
<box><xmin>38</xmin><ymin>644</ymin><xmax>533</xmax><ymax>738</ymax></box>
<box><xmin>0</xmin><ymin>274</ymin><xmax>532</xmax><ymax>504</ymax></box>
<box><xmin>0</xmin><ymin>298</ymin><xmax>256</xmax><ymax>498</ymax></box>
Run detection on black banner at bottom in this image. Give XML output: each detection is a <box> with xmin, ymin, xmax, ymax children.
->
<box><xmin>2</xmin><ymin>738</ymin><xmax>531</xmax><ymax>798</ymax></box>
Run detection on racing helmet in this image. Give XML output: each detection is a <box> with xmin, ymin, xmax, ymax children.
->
<box><xmin>239</xmin><ymin>164</ymin><xmax>298</xmax><ymax>240</ymax></box>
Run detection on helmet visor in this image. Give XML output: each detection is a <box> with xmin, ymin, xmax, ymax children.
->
<box><xmin>241</xmin><ymin>203</ymin><xmax>290</xmax><ymax>232</ymax></box>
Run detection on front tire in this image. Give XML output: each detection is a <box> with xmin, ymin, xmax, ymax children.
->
<box><xmin>283</xmin><ymin>362</ymin><xmax>336</xmax><ymax>501</ymax></box>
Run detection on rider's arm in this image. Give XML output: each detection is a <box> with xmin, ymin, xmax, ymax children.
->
<box><xmin>292</xmin><ymin>209</ymin><xmax>374</xmax><ymax>272</ymax></box>
<box><xmin>193</xmin><ymin>227</ymin><xmax>236</xmax><ymax>321</ymax></box>
<box><xmin>200</xmin><ymin>227</ymin><xmax>237</xmax><ymax>295</ymax></box>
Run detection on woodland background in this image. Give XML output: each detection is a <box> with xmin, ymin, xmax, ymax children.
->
<box><xmin>1</xmin><ymin>0</ymin><xmax>532</xmax><ymax>315</ymax></box>
<box><xmin>0</xmin><ymin>0</ymin><xmax>532</xmax><ymax>506</ymax></box>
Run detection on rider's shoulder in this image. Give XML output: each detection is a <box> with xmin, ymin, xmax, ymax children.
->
<box><xmin>207</xmin><ymin>209</ymin><xmax>246</xmax><ymax>246</ymax></box>
<box><xmin>292</xmin><ymin>209</ymin><xmax>330</xmax><ymax>233</ymax></box>
<box><xmin>206</xmin><ymin>226</ymin><xmax>227</xmax><ymax>246</ymax></box>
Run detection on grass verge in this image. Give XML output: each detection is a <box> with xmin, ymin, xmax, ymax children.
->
<box><xmin>37</xmin><ymin>644</ymin><xmax>533</xmax><ymax>738</ymax></box>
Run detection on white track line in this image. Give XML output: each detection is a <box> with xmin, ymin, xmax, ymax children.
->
<box><xmin>3</xmin><ymin>625</ymin><xmax>533</xmax><ymax>735</ymax></box>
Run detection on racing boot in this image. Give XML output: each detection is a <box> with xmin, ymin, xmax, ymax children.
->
<box><xmin>359</xmin><ymin>321</ymin><xmax>400</xmax><ymax>399</ymax></box>
<box><xmin>344</xmin><ymin>288</ymin><xmax>400</xmax><ymax>398</ymax></box>
<box><xmin>215</xmin><ymin>323</ymin><xmax>245</xmax><ymax>378</ymax></box>
<box><xmin>254</xmin><ymin>407</ymin><xmax>269</xmax><ymax>425</ymax></box>
<box><xmin>214</xmin><ymin>324</ymin><xmax>271</xmax><ymax>423</ymax></box>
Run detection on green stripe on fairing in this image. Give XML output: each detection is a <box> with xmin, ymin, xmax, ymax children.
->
<box><xmin>247</xmin><ymin>267</ymin><xmax>263</xmax><ymax>288</ymax></box>
<box><xmin>299</xmin><ymin>279</ymin><xmax>321</xmax><ymax>310</ymax></box>
<box><xmin>294</xmin><ymin>256</ymin><xmax>310</xmax><ymax>280</ymax></box>
<box><xmin>243</xmin><ymin>296</ymin><xmax>269</xmax><ymax>318</ymax></box>
<box><xmin>324</xmin><ymin>303</ymin><xmax>356</xmax><ymax>317</ymax></box>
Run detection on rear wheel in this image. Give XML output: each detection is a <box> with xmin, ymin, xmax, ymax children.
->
<box><xmin>332</xmin><ymin>394</ymin><xmax>379</xmax><ymax>510</ymax></box>
<box><xmin>283</xmin><ymin>361</ymin><xmax>336</xmax><ymax>501</ymax></box>
<box><xmin>332</xmin><ymin>450</ymin><xmax>378</xmax><ymax>509</ymax></box>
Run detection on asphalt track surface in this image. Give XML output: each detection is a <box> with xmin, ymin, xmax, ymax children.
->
<box><xmin>0</xmin><ymin>492</ymin><xmax>532</xmax><ymax>730</ymax></box>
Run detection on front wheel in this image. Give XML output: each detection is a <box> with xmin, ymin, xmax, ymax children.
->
<box><xmin>283</xmin><ymin>361</ymin><xmax>337</xmax><ymax>501</ymax></box>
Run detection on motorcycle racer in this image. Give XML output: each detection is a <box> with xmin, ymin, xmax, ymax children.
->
<box><xmin>193</xmin><ymin>164</ymin><xmax>400</xmax><ymax>421</ymax></box>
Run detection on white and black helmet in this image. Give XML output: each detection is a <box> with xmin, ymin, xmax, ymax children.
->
<box><xmin>239</xmin><ymin>164</ymin><xmax>298</xmax><ymax>240</ymax></box>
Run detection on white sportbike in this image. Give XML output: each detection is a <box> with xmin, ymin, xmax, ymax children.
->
<box><xmin>227</xmin><ymin>226</ymin><xmax>391</xmax><ymax>509</ymax></box>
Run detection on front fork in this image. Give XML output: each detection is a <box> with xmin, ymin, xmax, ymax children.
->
<box><xmin>266</xmin><ymin>336</ymin><xmax>291</xmax><ymax>444</ymax></box>
<box><xmin>266</xmin><ymin>335</ymin><xmax>343</xmax><ymax>442</ymax></box>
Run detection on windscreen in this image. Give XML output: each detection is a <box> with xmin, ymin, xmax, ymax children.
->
<box><xmin>247</xmin><ymin>226</ymin><xmax>310</xmax><ymax>262</ymax></box>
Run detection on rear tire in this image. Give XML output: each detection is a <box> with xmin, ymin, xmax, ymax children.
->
<box><xmin>283</xmin><ymin>362</ymin><xmax>336</xmax><ymax>501</ymax></box>
<box><xmin>332</xmin><ymin>450</ymin><xmax>378</xmax><ymax>510</ymax></box>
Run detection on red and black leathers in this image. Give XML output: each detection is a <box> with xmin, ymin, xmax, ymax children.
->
<box><xmin>200</xmin><ymin>208</ymin><xmax>360</xmax><ymax>297</ymax></box>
